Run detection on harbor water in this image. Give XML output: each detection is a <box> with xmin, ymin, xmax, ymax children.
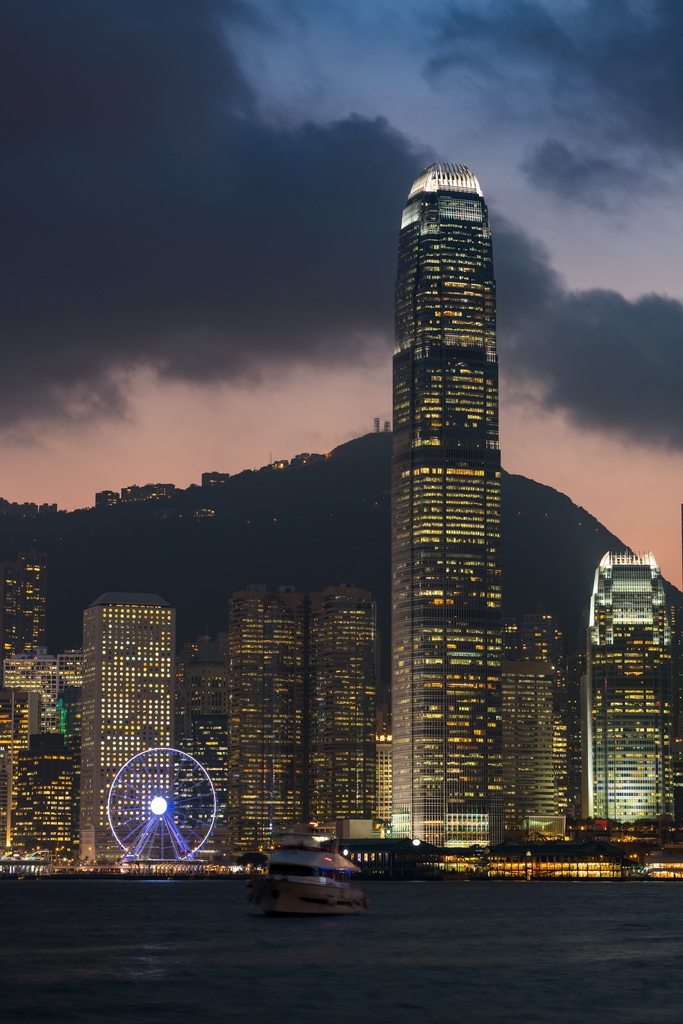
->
<box><xmin>4</xmin><ymin>879</ymin><xmax>683</xmax><ymax>1024</ymax></box>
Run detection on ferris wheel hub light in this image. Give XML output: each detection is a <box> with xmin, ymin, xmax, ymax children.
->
<box><xmin>150</xmin><ymin>796</ymin><xmax>168</xmax><ymax>816</ymax></box>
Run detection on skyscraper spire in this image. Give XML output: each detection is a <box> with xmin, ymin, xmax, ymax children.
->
<box><xmin>392</xmin><ymin>162</ymin><xmax>502</xmax><ymax>847</ymax></box>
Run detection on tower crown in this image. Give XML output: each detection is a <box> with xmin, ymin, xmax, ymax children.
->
<box><xmin>408</xmin><ymin>162</ymin><xmax>483</xmax><ymax>199</ymax></box>
<box><xmin>598</xmin><ymin>551</ymin><xmax>658</xmax><ymax>570</ymax></box>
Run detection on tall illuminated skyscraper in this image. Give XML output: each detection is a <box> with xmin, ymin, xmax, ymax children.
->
<box><xmin>583</xmin><ymin>552</ymin><xmax>673</xmax><ymax>821</ymax></box>
<box><xmin>80</xmin><ymin>593</ymin><xmax>175</xmax><ymax>861</ymax></box>
<box><xmin>392</xmin><ymin>163</ymin><xmax>502</xmax><ymax>846</ymax></box>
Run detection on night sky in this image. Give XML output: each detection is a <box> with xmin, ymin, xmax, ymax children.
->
<box><xmin>2</xmin><ymin>1</ymin><xmax>683</xmax><ymax>581</ymax></box>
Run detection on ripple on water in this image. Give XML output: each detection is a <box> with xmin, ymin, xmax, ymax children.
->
<box><xmin>3</xmin><ymin>880</ymin><xmax>683</xmax><ymax>1024</ymax></box>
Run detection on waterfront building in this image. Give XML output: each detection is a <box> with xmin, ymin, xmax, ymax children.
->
<box><xmin>501</xmin><ymin>661</ymin><xmax>555</xmax><ymax>832</ymax></box>
<box><xmin>376</xmin><ymin>734</ymin><xmax>393</xmax><ymax>825</ymax></box>
<box><xmin>13</xmin><ymin>733</ymin><xmax>77</xmax><ymax>859</ymax></box>
<box><xmin>519</xmin><ymin>613</ymin><xmax>569</xmax><ymax>815</ymax></box>
<box><xmin>583</xmin><ymin>552</ymin><xmax>673</xmax><ymax>821</ymax></box>
<box><xmin>176</xmin><ymin>639</ymin><xmax>230</xmax><ymax>852</ymax></box>
<box><xmin>308</xmin><ymin>586</ymin><xmax>376</xmax><ymax>825</ymax></box>
<box><xmin>228</xmin><ymin>586</ymin><xmax>307</xmax><ymax>850</ymax></box>
<box><xmin>228</xmin><ymin>585</ymin><xmax>377</xmax><ymax>850</ymax></box>
<box><xmin>392</xmin><ymin>162</ymin><xmax>502</xmax><ymax>846</ymax></box>
<box><xmin>487</xmin><ymin>840</ymin><xmax>623</xmax><ymax>879</ymax></box>
<box><xmin>80</xmin><ymin>592</ymin><xmax>175</xmax><ymax>861</ymax></box>
<box><xmin>0</xmin><ymin>551</ymin><xmax>47</xmax><ymax>656</ymax></box>
<box><xmin>0</xmin><ymin>689</ymin><xmax>37</xmax><ymax>849</ymax></box>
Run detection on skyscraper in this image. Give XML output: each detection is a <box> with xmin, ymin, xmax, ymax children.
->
<box><xmin>0</xmin><ymin>689</ymin><xmax>39</xmax><ymax>849</ymax></box>
<box><xmin>501</xmin><ymin>661</ymin><xmax>555</xmax><ymax>833</ymax></box>
<box><xmin>80</xmin><ymin>593</ymin><xmax>175</xmax><ymax>861</ymax></box>
<box><xmin>177</xmin><ymin>639</ymin><xmax>230</xmax><ymax>852</ymax></box>
<box><xmin>583</xmin><ymin>552</ymin><xmax>673</xmax><ymax>821</ymax></box>
<box><xmin>3</xmin><ymin>648</ymin><xmax>60</xmax><ymax>733</ymax></box>
<box><xmin>228</xmin><ymin>587</ymin><xmax>307</xmax><ymax>850</ymax></box>
<box><xmin>13</xmin><ymin>733</ymin><xmax>77</xmax><ymax>859</ymax></box>
<box><xmin>227</xmin><ymin>584</ymin><xmax>377</xmax><ymax>849</ymax></box>
<box><xmin>392</xmin><ymin>163</ymin><xmax>502</xmax><ymax>846</ymax></box>
<box><xmin>0</xmin><ymin>551</ymin><xmax>47</xmax><ymax>656</ymax></box>
<box><xmin>519</xmin><ymin>612</ymin><xmax>569</xmax><ymax>814</ymax></box>
<box><xmin>308</xmin><ymin>586</ymin><xmax>377</xmax><ymax>824</ymax></box>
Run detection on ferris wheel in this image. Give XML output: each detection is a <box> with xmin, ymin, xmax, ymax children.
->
<box><xmin>107</xmin><ymin>747</ymin><xmax>217</xmax><ymax>861</ymax></box>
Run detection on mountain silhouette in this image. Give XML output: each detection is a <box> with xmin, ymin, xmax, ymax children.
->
<box><xmin>0</xmin><ymin>432</ymin><xmax>672</xmax><ymax>682</ymax></box>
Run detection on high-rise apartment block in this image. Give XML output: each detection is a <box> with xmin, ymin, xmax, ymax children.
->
<box><xmin>228</xmin><ymin>585</ymin><xmax>376</xmax><ymax>850</ymax></box>
<box><xmin>501</xmin><ymin>661</ymin><xmax>555</xmax><ymax>833</ymax></box>
<box><xmin>583</xmin><ymin>553</ymin><xmax>673</xmax><ymax>821</ymax></box>
<box><xmin>0</xmin><ymin>551</ymin><xmax>47</xmax><ymax>656</ymax></box>
<box><xmin>4</xmin><ymin>649</ymin><xmax>60</xmax><ymax>733</ymax></box>
<box><xmin>228</xmin><ymin>587</ymin><xmax>306</xmax><ymax>849</ymax></box>
<box><xmin>80</xmin><ymin>593</ymin><xmax>175</xmax><ymax>861</ymax></box>
<box><xmin>511</xmin><ymin>612</ymin><xmax>569</xmax><ymax>815</ymax></box>
<box><xmin>177</xmin><ymin>639</ymin><xmax>230</xmax><ymax>851</ymax></box>
<box><xmin>12</xmin><ymin>734</ymin><xmax>77</xmax><ymax>859</ymax></box>
<box><xmin>0</xmin><ymin>689</ymin><xmax>40</xmax><ymax>849</ymax></box>
<box><xmin>392</xmin><ymin>163</ymin><xmax>502</xmax><ymax>846</ymax></box>
<box><xmin>308</xmin><ymin>587</ymin><xmax>376</xmax><ymax>825</ymax></box>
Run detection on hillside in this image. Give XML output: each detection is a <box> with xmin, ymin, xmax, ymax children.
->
<box><xmin>0</xmin><ymin>433</ymin><xmax>674</xmax><ymax>680</ymax></box>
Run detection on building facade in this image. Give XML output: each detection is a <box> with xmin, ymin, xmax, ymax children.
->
<box><xmin>228</xmin><ymin>585</ymin><xmax>377</xmax><ymax>850</ymax></box>
<box><xmin>392</xmin><ymin>162</ymin><xmax>502</xmax><ymax>846</ymax></box>
<box><xmin>80</xmin><ymin>592</ymin><xmax>175</xmax><ymax>861</ymax></box>
<box><xmin>13</xmin><ymin>733</ymin><xmax>77</xmax><ymax>859</ymax></box>
<box><xmin>4</xmin><ymin>648</ymin><xmax>60</xmax><ymax>733</ymax></box>
<box><xmin>501</xmin><ymin>661</ymin><xmax>556</xmax><ymax>832</ymax></box>
<box><xmin>583</xmin><ymin>552</ymin><xmax>673</xmax><ymax>822</ymax></box>
<box><xmin>308</xmin><ymin>586</ymin><xmax>376</xmax><ymax>825</ymax></box>
<box><xmin>176</xmin><ymin>639</ymin><xmax>230</xmax><ymax>852</ymax></box>
<box><xmin>228</xmin><ymin>587</ymin><xmax>307</xmax><ymax>850</ymax></box>
<box><xmin>0</xmin><ymin>551</ymin><xmax>47</xmax><ymax>657</ymax></box>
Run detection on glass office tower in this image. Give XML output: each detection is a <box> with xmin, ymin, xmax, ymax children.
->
<box><xmin>583</xmin><ymin>552</ymin><xmax>673</xmax><ymax>821</ymax></box>
<box><xmin>392</xmin><ymin>163</ymin><xmax>503</xmax><ymax>846</ymax></box>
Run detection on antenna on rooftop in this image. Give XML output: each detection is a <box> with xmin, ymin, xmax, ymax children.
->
<box><xmin>374</xmin><ymin>417</ymin><xmax>380</xmax><ymax>433</ymax></box>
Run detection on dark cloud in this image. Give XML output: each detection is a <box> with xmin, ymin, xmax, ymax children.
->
<box><xmin>4</xmin><ymin>0</ymin><xmax>682</xmax><ymax>447</ymax></box>
<box><xmin>494</xmin><ymin>215</ymin><xmax>683</xmax><ymax>447</ymax></box>
<box><xmin>0</xmin><ymin>0</ymin><xmax>425</xmax><ymax>428</ymax></box>
<box><xmin>430</xmin><ymin>1</ymin><xmax>683</xmax><ymax>198</ymax></box>
<box><xmin>521</xmin><ymin>140</ymin><xmax>640</xmax><ymax>208</ymax></box>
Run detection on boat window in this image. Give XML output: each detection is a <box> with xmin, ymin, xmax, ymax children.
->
<box><xmin>268</xmin><ymin>863</ymin><xmax>316</xmax><ymax>876</ymax></box>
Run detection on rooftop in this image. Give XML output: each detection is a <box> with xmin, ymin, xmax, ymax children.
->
<box><xmin>599</xmin><ymin>551</ymin><xmax>658</xmax><ymax>569</ymax></box>
<box><xmin>408</xmin><ymin>162</ymin><xmax>483</xmax><ymax>199</ymax></box>
<box><xmin>90</xmin><ymin>592</ymin><xmax>170</xmax><ymax>607</ymax></box>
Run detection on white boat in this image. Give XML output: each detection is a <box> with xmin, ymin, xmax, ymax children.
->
<box><xmin>246</xmin><ymin>832</ymin><xmax>368</xmax><ymax>915</ymax></box>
